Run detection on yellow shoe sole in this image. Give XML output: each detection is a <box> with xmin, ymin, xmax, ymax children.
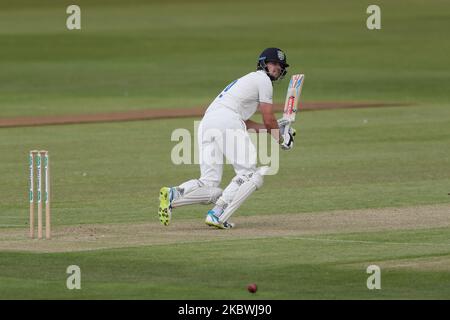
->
<box><xmin>205</xmin><ymin>220</ymin><xmax>225</xmax><ymax>229</ymax></box>
<box><xmin>158</xmin><ymin>187</ymin><xmax>171</xmax><ymax>226</ymax></box>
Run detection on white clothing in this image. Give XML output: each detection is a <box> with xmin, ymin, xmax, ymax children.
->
<box><xmin>205</xmin><ymin>70</ymin><xmax>273</xmax><ymax>121</ymax></box>
<box><xmin>198</xmin><ymin>107</ymin><xmax>257</xmax><ymax>187</ymax></box>
<box><xmin>174</xmin><ymin>71</ymin><xmax>273</xmax><ymax>216</ymax></box>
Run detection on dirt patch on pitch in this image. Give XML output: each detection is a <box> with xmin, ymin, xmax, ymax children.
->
<box><xmin>340</xmin><ymin>256</ymin><xmax>450</xmax><ymax>272</ymax></box>
<box><xmin>377</xmin><ymin>256</ymin><xmax>450</xmax><ymax>271</ymax></box>
<box><xmin>0</xmin><ymin>204</ymin><xmax>448</xmax><ymax>253</ymax></box>
<box><xmin>0</xmin><ymin>102</ymin><xmax>410</xmax><ymax>128</ymax></box>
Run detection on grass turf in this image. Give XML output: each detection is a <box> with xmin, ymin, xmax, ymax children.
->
<box><xmin>0</xmin><ymin>0</ymin><xmax>449</xmax><ymax>299</ymax></box>
<box><xmin>0</xmin><ymin>227</ymin><xmax>449</xmax><ymax>299</ymax></box>
<box><xmin>0</xmin><ymin>104</ymin><xmax>449</xmax><ymax>227</ymax></box>
<box><xmin>0</xmin><ymin>0</ymin><xmax>449</xmax><ymax>117</ymax></box>
<box><xmin>0</xmin><ymin>104</ymin><xmax>449</xmax><ymax>299</ymax></box>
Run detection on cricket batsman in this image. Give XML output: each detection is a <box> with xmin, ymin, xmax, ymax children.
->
<box><xmin>158</xmin><ymin>48</ymin><xmax>296</xmax><ymax>229</ymax></box>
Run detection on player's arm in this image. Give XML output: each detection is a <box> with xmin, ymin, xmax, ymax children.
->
<box><xmin>244</xmin><ymin>103</ymin><xmax>281</xmax><ymax>142</ymax></box>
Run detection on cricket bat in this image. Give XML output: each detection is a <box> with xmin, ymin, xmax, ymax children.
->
<box><xmin>282</xmin><ymin>74</ymin><xmax>305</xmax><ymax>143</ymax></box>
<box><xmin>283</xmin><ymin>74</ymin><xmax>305</xmax><ymax>123</ymax></box>
<box><xmin>283</xmin><ymin>74</ymin><xmax>305</xmax><ymax>146</ymax></box>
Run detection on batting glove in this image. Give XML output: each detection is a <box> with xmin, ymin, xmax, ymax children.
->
<box><xmin>280</xmin><ymin>127</ymin><xmax>296</xmax><ymax>151</ymax></box>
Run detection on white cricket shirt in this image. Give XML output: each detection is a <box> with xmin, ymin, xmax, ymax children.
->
<box><xmin>205</xmin><ymin>70</ymin><xmax>273</xmax><ymax>121</ymax></box>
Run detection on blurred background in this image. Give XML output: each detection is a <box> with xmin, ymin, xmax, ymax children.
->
<box><xmin>1</xmin><ymin>0</ymin><xmax>449</xmax><ymax>118</ymax></box>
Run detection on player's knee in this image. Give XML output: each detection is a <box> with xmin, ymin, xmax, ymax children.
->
<box><xmin>249</xmin><ymin>172</ymin><xmax>264</xmax><ymax>189</ymax></box>
<box><xmin>232</xmin><ymin>171</ymin><xmax>264</xmax><ymax>190</ymax></box>
<box><xmin>197</xmin><ymin>179</ymin><xmax>222</xmax><ymax>203</ymax></box>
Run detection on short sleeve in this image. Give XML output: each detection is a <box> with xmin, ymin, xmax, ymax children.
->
<box><xmin>258</xmin><ymin>76</ymin><xmax>273</xmax><ymax>104</ymax></box>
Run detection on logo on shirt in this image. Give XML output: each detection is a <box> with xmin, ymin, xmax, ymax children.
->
<box><xmin>277</xmin><ymin>50</ymin><xmax>285</xmax><ymax>61</ymax></box>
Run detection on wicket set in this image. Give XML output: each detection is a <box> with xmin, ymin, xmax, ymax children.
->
<box><xmin>29</xmin><ymin>150</ymin><xmax>51</xmax><ymax>239</ymax></box>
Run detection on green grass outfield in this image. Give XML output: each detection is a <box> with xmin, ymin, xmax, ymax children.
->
<box><xmin>0</xmin><ymin>0</ymin><xmax>449</xmax><ymax>117</ymax></box>
<box><xmin>1</xmin><ymin>0</ymin><xmax>450</xmax><ymax>299</ymax></box>
<box><xmin>0</xmin><ymin>229</ymin><xmax>449</xmax><ymax>299</ymax></box>
<box><xmin>1</xmin><ymin>104</ymin><xmax>449</xmax><ymax>299</ymax></box>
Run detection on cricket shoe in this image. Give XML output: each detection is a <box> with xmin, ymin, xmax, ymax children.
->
<box><xmin>205</xmin><ymin>211</ymin><xmax>235</xmax><ymax>229</ymax></box>
<box><xmin>158</xmin><ymin>187</ymin><xmax>174</xmax><ymax>226</ymax></box>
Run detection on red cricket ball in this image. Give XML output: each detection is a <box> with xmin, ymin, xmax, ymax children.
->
<box><xmin>247</xmin><ymin>283</ymin><xmax>257</xmax><ymax>293</ymax></box>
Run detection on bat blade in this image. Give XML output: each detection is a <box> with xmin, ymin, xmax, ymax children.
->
<box><xmin>282</xmin><ymin>74</ymin><xmax>305</xmax><ymax>123</ymax></box>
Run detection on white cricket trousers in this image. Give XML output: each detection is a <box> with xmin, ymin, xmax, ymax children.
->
<box><xmin>197</xmin><ymin>106</ymin><xmax>257</xmax><ymax>188</ymax></box>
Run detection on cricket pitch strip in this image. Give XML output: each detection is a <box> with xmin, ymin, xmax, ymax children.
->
<box><xmin>0</xmin><ymin>204</ymin><xmax>449</xmax><ymax>253</ymax></box>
